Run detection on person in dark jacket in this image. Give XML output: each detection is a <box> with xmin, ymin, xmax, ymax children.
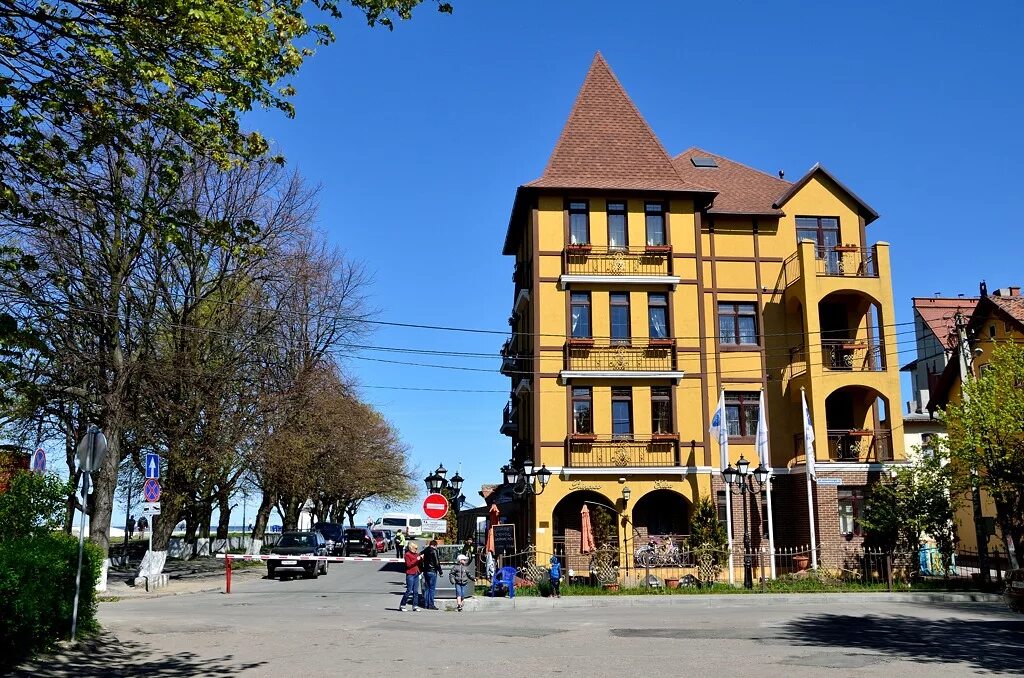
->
<box><xmin>549</xmin><ymin>555</ymin><xmax>562</xmax><ymax>598</ymax></box>
<box><xmin>421</xmin><ymin>539</ymin><xmax>444</xmax><ymax>610</ymax></box>
<box><xmin>399</xmin><ymin>542</ymin><xmax>422</xmax><ymax>611</ymax></box>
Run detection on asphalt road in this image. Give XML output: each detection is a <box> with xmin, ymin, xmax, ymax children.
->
<box><xmin>13</xmin><ymin>560</ymin><xmax>1024</xmax><ymax>677</ymax></box>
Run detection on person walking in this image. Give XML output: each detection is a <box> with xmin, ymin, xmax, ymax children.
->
<box><xmin>126</xmin><ymin>515</ymin><xmax>136</xmax><ymax>540</ymax></box>
<box><xmin>137</xmin><ymin>515</ymin><xmax>148</xmax><ymax>537</ymax></box>
<box><xmin>399</xmin><ymin>542</ymin><xmax>422</xmax><ymax>611</ymax></box>
<box><xmin>549</xmin><ymin>555</ymin><xmax>562</xmax><ymax>599</ymax></box>
<box><xmin>421</xmin><ymin>539</ymin><xmax>443</xmax><ymax>610</ymax></box>
<box><xmin>449</xmin><ymin>554</ymin><xmax>472</xmax><ymax>612</ymax></box>
<box><xmin>394</xmin><ymin>529</ymin><xmax>407</xmax><ymax>559</ymax></box>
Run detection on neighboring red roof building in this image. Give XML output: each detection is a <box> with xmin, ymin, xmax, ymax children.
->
<box><xmin>913</xmin><ymin>296</ymin><xmax>979</xmax><ymax>353</ymax></box>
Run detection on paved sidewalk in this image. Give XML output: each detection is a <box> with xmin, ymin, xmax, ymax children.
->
<box><xmin>102</xmin><ymin>558</ymin><xmax>263</xmax><ymax>599</ymax></box>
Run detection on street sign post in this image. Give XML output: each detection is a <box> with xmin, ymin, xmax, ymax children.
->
<box><xmin>142</xmin><ymin>502</ymin><xmax>161</xmax><ymax>516</ymax></box>
<box><xmin>145</xmin><ymin>453</ymin><xmax>160</xmax><ymax>479</ymax></box>
<box><xmin>72</xmin><ymin>425</ymin><xmax>106</xmax><ymax>640</ymax></box>
<box><xmin>31</xmin><ymin>447</ymin><xmax>45</xmax><ymax>474</ymax></box>
<box><xmin>423</xmin><ymin>493</ymin><xmax>449</xmax><ymax>520</ymax></box>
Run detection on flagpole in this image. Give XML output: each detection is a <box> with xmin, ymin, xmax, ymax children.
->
<box><xmin>765</xmin><ymin>471</ymin><xmax>776</xmax><ymax>579</ymax></box>
<box><xmin>755</xmin><ymin>390</ymin><xmax>776</xmax><ymax>580</ymax></box>
<box><xmin>801</xmin><ymin>387</ymin><xmax>819</xmax><ymax>571</ymax></box>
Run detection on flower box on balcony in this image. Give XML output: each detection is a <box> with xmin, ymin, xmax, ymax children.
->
<box><xmin>648</xmin><ymin>338</ymin><xmax>675</xmax><ymax>348</ymax></box>
<box><xmin>570</xmin><ymin>433</ymin><xmax>596</xmax><ymax>442</ymax></box>
<box><xmin>652</xmin><ymin>433</ymin><xmax>679</xmax><ymax>441</ymax></box>
<box><xmin>644</xmin><ymin>245</ymin><xmax>672</xmax><ymax>254</ymax></box>
<box><xmin>566</xmin><ymin>244</ymin><xmax>592</xmax><ymax>253</ymax></box>
<box><xmin>834</xmin><ymin>244</ymin><xmax>859</xmax><ymax>253</ymax></box>
<box><xmin>841</xmin><ymin>342</ymin><xmax>867</xmax><ymax>350</ymax></box>
<box><xmin>567</xmin><ymin>338</ymin><xmax>595</xmax><ymax>348</ymax></box>
<box><xmin>847</xmin><ymin>430</ymin><xmax>874</xmax><ymax>437</ymax></box>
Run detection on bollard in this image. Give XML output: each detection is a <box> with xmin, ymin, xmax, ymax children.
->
<box><xmin>226</xmin><ymin>554</ymin><xmax>232</xmax><ymax>594</ymax></box>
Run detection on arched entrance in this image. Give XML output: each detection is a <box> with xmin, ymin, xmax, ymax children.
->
<box><xmin>825</xmin><ymin>385</ymin><xmax>893</xmax><ymax>461</ymax></box>
<box><xmin>552</xmin><ymin>490</ymin><xmax>618</xmax><ymax>572</ymax></box>
<box><xmin>631</xmin><ymin>489</ymin><xmax>691</xmax><ymax>543</ymax></box>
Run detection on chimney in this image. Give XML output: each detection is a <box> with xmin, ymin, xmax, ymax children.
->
<box><xmin>980</xmin><ymin>280</ymin><xmax>988</xmax><ymax>297</ymax></box>
<box><xmin>778</xmin><ymin>170</ymin><xmax>785</xmax><ymax>179</ymax></box>
<box><xmin>1011</xmin><ymin>286</ymin><xmax>1021</xmax><ymax>297</ymax></box>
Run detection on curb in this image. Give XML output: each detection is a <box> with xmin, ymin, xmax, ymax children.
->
<box><xmin>460</xmin><ymin>591</ymin><xmax>1004</xmax><ymax>611</ymax></box>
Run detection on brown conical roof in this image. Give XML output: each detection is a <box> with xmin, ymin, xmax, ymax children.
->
<box><xmin>526</xmin><ymin>53</ymin><xmax>712</xmax><ymax>193</ymax></box>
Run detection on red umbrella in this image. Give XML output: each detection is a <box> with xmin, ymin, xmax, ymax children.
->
<box><xmin>580</xmin><ymin>504</ymin><xmax>595</xmax><ymax>554</ymax></box>
<box><xmin>484</xmin><ymin>502</ymin><xmax>500</xmax><ymax>553</ymax></box>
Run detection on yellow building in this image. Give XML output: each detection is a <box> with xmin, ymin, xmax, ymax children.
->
<box><xmin>500</xmin><ymin>54</ymin><xmax>906</xmax><ymax>574</ymax></box>
<box><xmin>928</xmin><ymin>282</ymin><xmax>1024</xmax><ymax>556</ymax></box>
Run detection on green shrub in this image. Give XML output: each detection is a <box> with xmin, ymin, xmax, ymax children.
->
<box><xmin>0</xmin><ymin>472</ymin><xmax>70</xmax><ymax>539</ymax></box>
<box><xmin>0</xmin><ymin>533</ymin><xmax>102</xmax><ymax>668</ymax></box>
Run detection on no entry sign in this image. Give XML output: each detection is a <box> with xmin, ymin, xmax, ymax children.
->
<box><xmin>422</xmin><ymin>493</ymin><xmax>449</xmax><ymax>519</ymax></box>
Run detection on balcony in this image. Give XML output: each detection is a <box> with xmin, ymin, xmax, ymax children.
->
<box><xmin>827</xmin><ymin>429</ymin><xmax>893</xmax><ymax>462</ymax></box>
<box><xmin>784</xmin><ymin>243</ymin><xmax>884</xmax><ymax>288</ymax></box>
<box><xmin>560</xmin><ymin>339</ymin><xmax>683</xmax><ymax>381</ymax></box>
<box><xmin>500</xmin><ymin>401</ymin><xmax>518</xmax><ymax>437</ymax></box>
<box><xmin>821</xmin><ymin>340</ymin><xmax>885</xmax><ymax>371</ymax></box>
<box><xmin>566</xmin><ymin>434</ymin><xmax>681</xmax><ymax>468</ymax></box>
<box><xmin>560</xmin><ymin>246</ymin><xmax>680</xmax><ymax>288</ymax></box>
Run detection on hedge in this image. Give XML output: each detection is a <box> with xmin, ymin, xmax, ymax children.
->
<box><xmin>0</xmin><ymin>532</ymin><xmax>102</xmax><ymax>668</ymax></box>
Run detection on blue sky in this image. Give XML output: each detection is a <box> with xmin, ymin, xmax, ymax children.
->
<box><xmin>232</xmin><ymin>0</ymin><xmax>1024</xmax><ymax>523</ymax></box>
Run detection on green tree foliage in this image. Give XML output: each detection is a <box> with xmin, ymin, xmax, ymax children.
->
<box><xmin>942</xmin><ymin>341</ymin><xmax>1024</xmax><ymax>568</ymax></box>
<box><xmin>859</xmin><ymin>452</ymin><xmax>956</xmax><ymax>564</ymax></box>
<box><xmin>688</xmin><ymin>497</ymin><xmax>727</xmax><ymax>551</ymax></box>
<box><xmin>0</xmin><ymin>472</ymin><xmax>71</xmax><ymax>540</ymax></box>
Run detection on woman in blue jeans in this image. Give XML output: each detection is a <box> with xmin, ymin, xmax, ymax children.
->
<box><xmin>399</xmin><ymin>542</ymin><xmax>422</xmax><ymax>611</ymax></box>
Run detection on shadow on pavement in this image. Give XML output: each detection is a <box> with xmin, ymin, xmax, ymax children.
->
<box><xmin>10</xmin><ymin>633</ymin><xmax>266</xmax><ymax>678</ymax></box>
<box><xmin>781</xmin><ymin>613</ymin><xmax>1024</xmax><ymax>674</ymax></box>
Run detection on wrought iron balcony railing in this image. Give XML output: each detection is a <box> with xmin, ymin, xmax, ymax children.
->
<box><xmin>821</xmin><ymin>339</ymin><xmax>886</xmax><ymax>371</ymax></box>
<box><xmin>563</xmin><ymin>246</ymin><xmax>673</xmax><ymax>277</ymax></box>
<box><xmin>814</xmin><ymin>246</ymin><xmax>877</xmax><ymax>278</ymax></box>
<box><xmin>566</xmin><ymin>434</ymin><xmax>681</xmax><ymax>467</ymax></box>
<box><xmin>827</xmin><ymin>429</ymin><xmax>893</xmax><ymax>462</ymax></box>
<box><xmin>564</xmin><ymin>339</ymin><xmax>677</xmax><ymax>372</ymax></box>
<box><xmin>501</xmin><ymin>401</ymin><xmax>518</xmax><ymax>436</ymax></box>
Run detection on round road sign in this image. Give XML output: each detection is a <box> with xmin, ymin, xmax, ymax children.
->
<box><xmin>143</xmin><ymin>478</ymin><xmax>161</xmax><ymax>502</ymax></box>
<box><xmin>31</xmin><ymin>448</ymin><xmax>46</xmax><ymax>474</ymax></box>
<box><xmin>422</xmin><ymin>493</ymin><xmax>449</xmax><ymax>519</ymax></box>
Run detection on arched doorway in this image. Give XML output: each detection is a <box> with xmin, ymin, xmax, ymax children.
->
<box><xmin>631</xmin><ymin>489</ymin><xmax>691</xmax><ymax>544</ymax></box>
<box><xmin>825</xmin><ymin>385</ymin><xmax>893</xmax><ymax>461</ymax></box>
<box><xmin>552</xmin><ymin>490</ymin><xmax>618</xmax><ymax>572</ymax></box>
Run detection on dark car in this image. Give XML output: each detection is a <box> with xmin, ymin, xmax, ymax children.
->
<box><xmin>1006</xmin><ymin>568</ymin><xmax>1024</xmax><ymax>613</ymax></box>
<box><xmin>343</xmin><ymin>526</ymin><xmax>378</xmax><ymax>556</ymax></box>
<box><xmin>371</xmin><ymin>530</ymin><xmax>388</xmax><ymax>553</ymax></box>
<box><xmin>313</xmin><ymin>522</ymin><xmax>345</xmax><ymax>556</ymax></box>
<box><xmin>267</xmin><ymin>531</ymin><xmax>329</xmax><ymax>579</ymax></box>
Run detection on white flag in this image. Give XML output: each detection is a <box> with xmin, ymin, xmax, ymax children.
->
<box><xmin>755</xmin><ymin>390</ymin><xmax>769</xmax><ymax>464</ymax></box>
<box><xmin>801</xmin><ymin>389</ymin><xmax>816</xmax><ymax>480</ymax></box>
<box><xmin>709</xmin><ymin>391</ymin><xmax>729</xmax><ymax>470</ymax></box>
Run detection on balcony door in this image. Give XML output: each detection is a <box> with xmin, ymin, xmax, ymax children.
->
<box><xmin>797</xmin><ymin>216</ymin><xmax>839</xmax><ymax>273</ymax></box>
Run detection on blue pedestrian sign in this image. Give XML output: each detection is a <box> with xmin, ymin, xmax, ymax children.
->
<box><xmin>145</xmin><ymin>453</ymin><xmax>160</xmax><ymax>479</ymax></box>
<box><xmin>31</xmin><ymin>448</ymin><xmax>46</xmax><ymax>474</ymax></box>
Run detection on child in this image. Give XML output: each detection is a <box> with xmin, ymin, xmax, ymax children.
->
<box><xmin>449</xmin><ymin>553</ymin><xmax>472</xmax><ymax>611</ymax></box>
<box><xmin>549</xmin><ymin>555</ymin><xmax>562</xmax><ymax>599</ymax></box>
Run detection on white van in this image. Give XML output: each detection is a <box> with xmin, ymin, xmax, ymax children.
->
<box><xmin>376</xmin><ymin>512</ymin><xmax>423</xmax><ymax>537</ymax></box>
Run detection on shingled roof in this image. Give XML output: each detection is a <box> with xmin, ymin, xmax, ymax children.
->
<box><xmin>525</xmin><ymin>53</ymin><xmax>713</xmax><ymax>194</ymax></box>
<box><xmin>913</xmin><ymin>297</ymin><xmax>979</xmax><ymax>351</ymax></box>
<box><xmin>672</xmin><ymin>148</ymin><xmax>790</xmax><ymax>217</ymax></box>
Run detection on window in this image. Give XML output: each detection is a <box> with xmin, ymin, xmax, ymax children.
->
<box><xmin>569</xmin><ymin>200</ymin><xmax>590</xmax><ymax>245</ymax></box>
<box><xmin>570</xmin><ymin>292</ymin><xmax>591</xmax><ymax>338</ymax></box>
<box><xmin>610</xmin><ymin>292</ymin><xmax>631</xmax><ymax>343</ymax></box>
<box><xmin>611</xmin><ymin>387</ymin><xmax>633</xmax><ymax>438</ymax></box>
<box><xmin>607</xmin><ymin>201</ymin><xmax>627</xmax><ymax>250</ymax></box>
<box><xmin>572</xmin><ymin>387</ymin><xmax>593</xmax><ymax>434</ymax></box>
<box><xmin>651</xmin><ymin>386</ymin><xmax>672</xmax><ymax>434</ymax></box>
<box><xmin>760</xmin><ymin>489</ymin><xmax>769</xmax><ymax>537</ymax></box>
<box><xmin>990</xmin><ymin>324</ymin><xmax>997</xmax><ymax>338</ymax></box>
<box><xmin>716</xmin><ymin>490</ymin><xmax>728</xmax><ymax>524</ymax></box>
<box><xmin>837</xmin><ymin>487</ymin><xmax>865</xmax><ymax>535</ymax></box>
<box><xmin>645</xmin><ymin>201</ymin><xmax>666</xmax><ymax>246</ymax></box>
<box><xmin>648</xmin><ymin>293</ymin><xmax>669</xmax><ymax>339</ymax></box>
<box><xmin>725</xmin><ymin>391</ymin><xmax>759</xmax><ymax>438</ymax></box>
<box><xmin>718</xmin><ymin>302</ymin><xmax>758</xmax><ymax>345</ymax></box>
<box><xmin>796</xmin><ymin>216</ymin><xmax>840</xmax><ymax>272</ymax></box>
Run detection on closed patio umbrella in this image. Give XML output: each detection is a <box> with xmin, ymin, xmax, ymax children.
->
<box><xmin>484</xmin><ymin>502</ymin><xmax>500</xmax><ymax>553</ymax></box>
<box><xmin>580</xmin><ymin>504</ymin><xmax>595</xmax><ymax>554</ymax></box>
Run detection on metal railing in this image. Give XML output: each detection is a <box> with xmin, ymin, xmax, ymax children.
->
<box><xmin>563</xmin><ymin>246</ymin><xmax>673</xmax><ymax>276</ymax></box>
<box><xmin>565</xmin><ymin>435</ymin><xmax>681</xmax><ymax>467</ymax></box>
<box><xmin>564</xmin><ymin>339</ymin><xmax>677</xmax><ymax>372</ymax></box>
<box><xmin>821</xmin><ymin>339</ymin><xmax>886</xmax><ymax>371</ymax></box>
<box><xmin>500</xmin><ymin>401</ymin><xmax>517</xmax><ymax>436</ymax></box>
<box><xmin>814</xmin><ymin>246</ymin><xmax>878</xmax><ymax>278</ymax></box>
<box><xmin>827</xmin><ymin>429</ymin><xmax>893</xmax><ymax>461</ymax></box>
<box><xmin>788</xmin><ymin>345</ymin><xmax>808</xmax><ymax>378</ymax></box>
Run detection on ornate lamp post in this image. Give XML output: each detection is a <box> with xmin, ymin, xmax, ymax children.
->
<box><xmin>722</xmin><ymin>454</ymin><xmax>770</xmax><ymax>589</ymax></box>
<box><xmin>424</xmin><ymin>463</ymin><xmax>464</xmax><ymax>513</ymax></box>
<box><xmin>500</xmin><ymin>459</ymin><xmax>551</xmax><ymax>546</ymax></box>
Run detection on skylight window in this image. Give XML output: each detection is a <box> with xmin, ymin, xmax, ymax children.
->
<box><xmin>691</xmin><ymin>156</ymin><xmax>718</xmax><ymax>168</ymax></box>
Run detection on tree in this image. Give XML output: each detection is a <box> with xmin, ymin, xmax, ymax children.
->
<box><xmin>942</xmin><ymin>341</ymin><xmax>1024</xmax><ymax>569</ymax></box>
<box><xmin>688</xmin><ymin>497</ymin><xmax>728</xmax><ymax>552</ymax></box>
<box><xmin>0</xmin><ymin>472</ymin><xmax>70</xmax><ymax>540</ymax></box>
<box><xmin>859</xmin><ymin>451</ymin><xmax>956</xmax><ymax>568</ymax></box>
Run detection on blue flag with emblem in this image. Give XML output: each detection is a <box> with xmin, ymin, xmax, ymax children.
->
<box><xmin>709</xmin><ymin>391</ymin><xmax>729</xmax><ymax>470</ymax></box>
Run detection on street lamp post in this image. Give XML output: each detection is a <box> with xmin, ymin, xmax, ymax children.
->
<box><xmin>722</xmin><ymin>455</ymin><xmax>770</xmax><ymax>589</ymax></box>
<box><xmin>424</xmin><ymin>463</ymin><xmax>465</xmax><ymax>536</ymax></box>
<box><xmin>500</xmin><ymin>459</ymin><xmax>551</xmax><ymax>547</ymax></box>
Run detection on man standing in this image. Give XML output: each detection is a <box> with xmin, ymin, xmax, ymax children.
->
<box><xmin>137</xmin><ymin>515</ymin><xmax>148</xmax><ymax>538</ymax></box>
<box><xmin>126</xmin><ymin>515</ymin><xmax>136</xmax><ymax>540</ymax></box>
<box><xmin>395</xmin><ymin>529</ymin><xmax>407</xmax><ymax>559</ymax></box>
<box><xmin>399</xmin><ymin>542</ymin><xmax>422</xmax><ymax>612</ymax></box>
<box><xmin>421</xmin><ymin>539</ymin><xmax>443</xmax><ymax>610</ymax></box>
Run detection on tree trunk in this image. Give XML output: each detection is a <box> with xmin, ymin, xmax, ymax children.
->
<box><xmin>216</xmin><ymin>493</ymin><xmax>232</xmax><ymax>540</ymax></box>
<box><xmin>346</xmin><ymin>505</ymin><xmax>356</xmax><ymax>527</ymax></box>
<box><xmin>282</xmin><ymin>497</ymin><xmax>301</xmax><ymax>530</ymax></box>
<box><xmin>199</xmin><ymin>503</ymin><xmax>213</xmax><ymax>540</ymax></box>
<box><xmin>88</xmin><ymin>418</ymin><xmax>123</xmax><ymax>592</ymax></box>
<box><xmin>247</xmin><ymin>492</ymin><xmax>274</xmax><ymax>555</ymax></box>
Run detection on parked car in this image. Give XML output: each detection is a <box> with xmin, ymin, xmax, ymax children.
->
<box><xmin>1006</xmin><ymin>568</ymin><xmax>1024</xmax><ymax>613</ymax></box>
<box><xmin>379</xmin><ymin>529</ymin><xmax>396</xmax><ymax>549</ymax></box>
<box><xmin>343</xmin><ymin>526</ymin><xmax>379</xmax><ymax>556</ymax></box>
<box><xmin>371</xmin><ymin>530</ymin><xmax>388</xmax><ymax>553</ymax></box>
<box><xmin>374</xmin><ymin>512</ymin><xmax>423</xmax><ymax>536</ymax></box>
<box><xmin>267</xmin><ymin>531</ymin><xmax>329</xmax><ymax>579</ymax></box>
<box><xmin>313</xmin><ymin>522</ymin><xmax>345</xmax><ymax>556</ymax></box>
